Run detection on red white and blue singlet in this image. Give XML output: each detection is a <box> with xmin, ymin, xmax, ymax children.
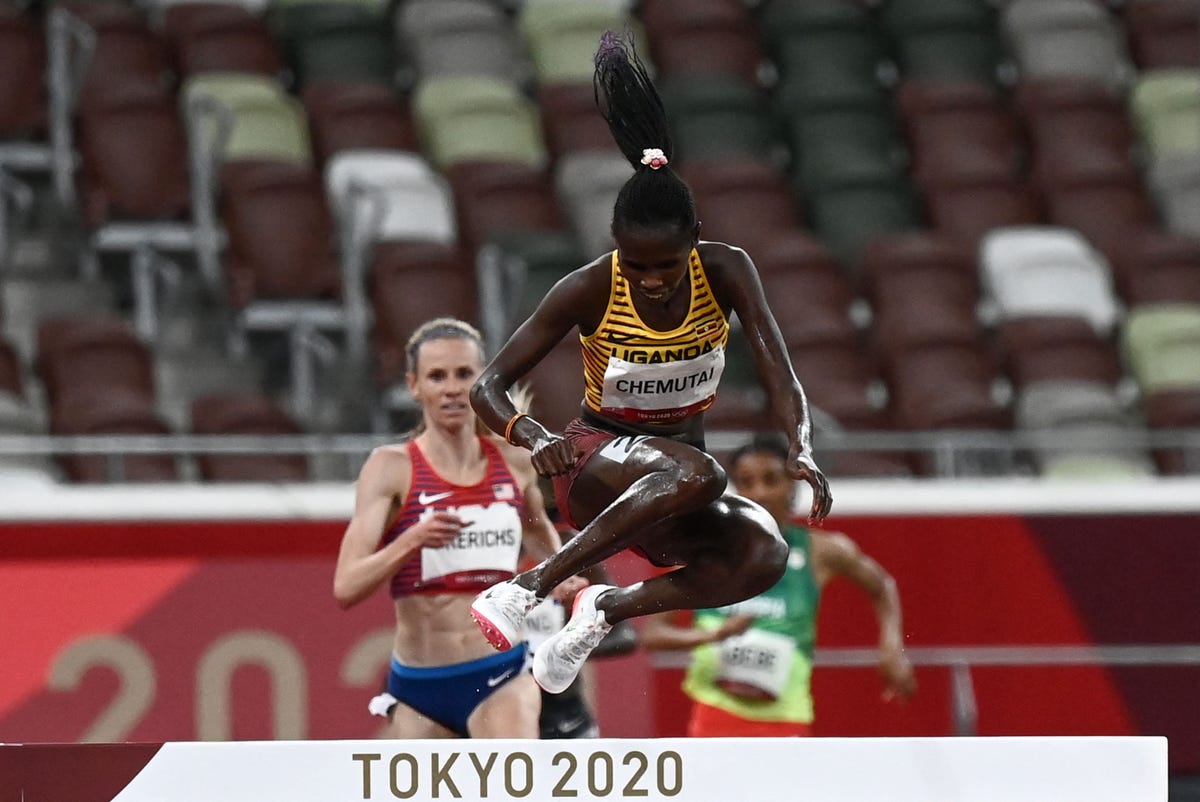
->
<box><xmin>384</xmin><ymin>438</ymin><xmax>525</xmax><ymax>598</ymax></box>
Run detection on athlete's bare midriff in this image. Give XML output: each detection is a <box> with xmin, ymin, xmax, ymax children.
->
<box><xmin>392</xmin><ymin>594</ymin><xmax>498</xmax><ymax>666</ymax></box>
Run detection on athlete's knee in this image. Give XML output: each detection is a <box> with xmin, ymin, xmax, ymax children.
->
<box><xmin>669</xmin><ymin>451</ymin><xmax>726</xmax><ymax>505</ymax></box>
<box><xmin>726</xmin><ymin>497</ymin><xmax>788</xmax><ymax>592</ymax></box>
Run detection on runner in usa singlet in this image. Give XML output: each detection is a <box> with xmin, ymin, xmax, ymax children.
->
<box><xmin>385</xmin><ymin>437</ymin><xmax>525</xmax><ymax>598</ymax></box>
<box><xmin>580</xmin><ymin>249</ymin><xmax>729</xmax><ymax>425</ymax></box>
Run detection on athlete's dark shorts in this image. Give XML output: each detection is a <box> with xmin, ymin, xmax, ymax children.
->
<box><xmin>552</xmin><ymin>411</ymin><xmax>706</xmax><ymax>530</ymax></box>
<box><xmin>540</xmin><ymin>687</ymin><xmax>599</xmax><ymax>739</ymax></box>
<box><xmin>385</xmin><ymin>645</ymin><xmax>528</xmax><ymax>736</ymax></box>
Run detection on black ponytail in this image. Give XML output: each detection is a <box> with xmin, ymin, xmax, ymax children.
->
<box><xmin>593</xmin><ymin>30</ymin><xmax>696</xmax><ymax>236</ymax></box>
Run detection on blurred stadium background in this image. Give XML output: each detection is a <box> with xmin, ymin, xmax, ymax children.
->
<box><xmin>0</xmin><ymin>0</ymin><xmax>1198</xmax><ymax>798</ymax></box>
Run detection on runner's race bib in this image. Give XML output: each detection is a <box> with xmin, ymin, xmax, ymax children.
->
<box><xmin>419</xmin><ymin>502</ymin><xmax>521</xmax><ymax>585</ymax></box>
<box><xmin>715</xmin><ymin>628</ymin><xmax>796</xmax><ymax>701</ymax></box>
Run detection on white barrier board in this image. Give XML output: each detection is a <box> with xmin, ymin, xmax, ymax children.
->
<box><xmin>107</xmin><ymin>737</ymin><xmax>1167</xmax><ymax>802</ymax></box>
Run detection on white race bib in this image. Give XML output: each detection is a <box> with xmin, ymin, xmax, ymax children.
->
<box><xmin>419</xmin><ymin>501</ymin><xmax>521</xmax><ymax>583</ymax></box>
<box><xmin>599</xmin><ymin>345</ymin><xmax>725</xmax><ymax>422</ymax></box>
<box><xmin>715</xmin><ymin>628</ymin><xmax>796</xmax><ymax>700</ymax></box>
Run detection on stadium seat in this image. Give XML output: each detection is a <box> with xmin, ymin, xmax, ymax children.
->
<box><xmin>1001</xmin><ymin>0</ymin><xmax>1134</xmax><ymax>92</ymax></box>
<box><xmin>897</xmin><ymin>80</ymin><xmax>1024</xmax><ymax>188</ymax></box>
<box><xmin>1122</xmin><ymin>303</ymin><xmax>1200</xmax><ymax>396</ymax></box>
<box><xmin>554</xmin><ymin>150</ymin><xmax>632</xmax><ymax>259</ymax></box>
<box><xmin>517</xmin><ymin>0</ymin><xmax>636</xmax><ymax>87</ymax></box>
<box><xmin>370</xmin><ymin>243</ymin><xmax>478</xmax><ymax>388</ymax></box>
<box><xmin>979</xmin><ymin>226</ymin><xmax>1120</xmax><ymax>334</ymax></box>
<box><xmin>36</xmin><ymin>315</ymin><xmax>156</xmax><ymax>416</ymax></box>
<box><xmin>639</xmin><ymin>0</ymin><xmax>763</xmax><ymax>83</ymax></box>
<box><xmin>1141</xmin><ymin>386</ymin><xmax>1200</xmax><ymax>474</ymax></box>
<box><xmin>162</xmin><ymin>2</ymin><xmax>282</xmax><ymax>78</ymax></box>
<box><xmin>536</xmin><ymin>83</ymin><xmax>620</xmax><ymax>159</ymax></box>
<box><xmin>191</xmin><ymin>393</ymin><xmax>310</xmax><ymax>482</ymax></box>
<box><xmin>1129</xmin><ymin>69</ymin><xmax>1200</xmax><ymax>162</ymax></box>
<box><xmin>678</xmin><ymin>159</ymin><xmax>805</xmax><ymax>258</ymax></box>
<box><xmin>864</xmin><ymin>233</ymin><xmax>982</xmax><ymax>356</ymax></box>
<box><xmin>413</xmin><ymin>75</ymin><xmax>547</xmax><ymax>170</ymax></box>
<box><xmin>52</xmin><ymin>390</ymin><xmax>180</xmax><ymax>483</ymax></box>
<box><xmin>182</xmin><ymin>72</ymin><xmax>313</xmax><ymax>167</ymax></box>
<box><xmin>1014</xmin><ymin>380</ymin><xmax>1154</xmax><ymax>478</ymax></box>
<box><xmin>0</xmin><ymin>6</ymin><xmax>47</xmax><ymax>145</ymax></box>
<box><xmin>923</xmin><ymin>175</ymin><xmax>1043</xmax><ymax>248</ymax></box>
<box><xmin>659</xmin><ymin>75</ymin><xmax>786</xmax><ymax>167</ymax></box>
<box><xmin>1108</xmin><ymin>229</ymin><xmax>1200</xmax><ymax>301</ymax></box>
<box><xmin>788</xmin><ymin>102</ymin><xmax>908</xmax><ymax>195</ymax></box>
<box><xmin>301</xmin><ymin>82</ymin><xmax>419</xmax><ymax>167</ymax></box>
<box><xmin>271</xmin><ymin>0</ymin><xmax>397</xmax><ymax>89</ymax></box>
<box><xmin>1041</xmin><ymin>171</ymin><xmax>1159</xmax><ymax>264</ymax></box>
<box><xmin>51</xmin><ymin>1</ymin><xmax>172</xmax><ymax>108</ymax></box>
<box><xmin>446</xmin><ymin>161</ymin><xmax>567</xmax><ymax>253</ymax></box>
<box><xmin>805</xmin><ymin>172</ymin><xmax>925</xmax><ymax>268</ymax></box>
<box><xmin>1015</xmin><ymin>78</ymin><xmax>1137</xmax><ymax>187</ymax></box>
<box><xmin>879</xmin><ymin>0</ymin><xmax>1004</xmax><ymax>87</ymax></box>
<box><xmin>1124</xmin><ymin>0</ymin><xmax>1199</xmax><ymax>70</ymax></box>
<box><xmin>998</xmin><ymin>316</ymin><xmax>1123</xmax><ymax>389</ymax></box>
<box><xmin>397</xmin><ymin>0</ymin><xmax>530</xmax><ymax>85</ymax></box>
<box><xmin>758</xmin><ymin>0</ymin><xmax>888</xmax><ymax>95</ymax></box>
<box><xmin>222</xmin><ymin>161</ymin><xmax>339</xmax><ymax>308</ymax></box>
<box><xmin>760</xmin><ymin>262</ymin><xmax>860</xmax><ymax>350</ymax></box>
<box><xmin>1124</xmin><ymin>259</ymin><xmax>1200</xmax><ymax>307</ymax></box>
<box><xmin>1146</xmin><ymin>154</ymin><xmax>1200</xmax><ymax>238</ymax></box>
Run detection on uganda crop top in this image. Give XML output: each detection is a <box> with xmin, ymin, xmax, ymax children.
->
<box><xmin>384</xmin><ymin>437</ymin><xmax>524</xmax><ymax>598</ymax></box>
<box><xmin>580</xmin><ymin>249</ymin><xmax>729</xmax><ymax>424</ymax></box>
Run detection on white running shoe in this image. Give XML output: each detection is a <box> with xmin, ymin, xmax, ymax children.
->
<box><xmin>470</xmin><ymin>580</ymin><xmax>539</xmax><ymax>651</ymax></box>
<box><xmin>533</xmin><ymin>584</ymin><xmax>615</xmax><ymax>694</ymax></box>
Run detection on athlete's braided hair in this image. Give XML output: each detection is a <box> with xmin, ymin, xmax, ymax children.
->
<box><xmin>593</xmin><ymin>30</ymin><xmax>696</xmax><ymax>236</ymax></box>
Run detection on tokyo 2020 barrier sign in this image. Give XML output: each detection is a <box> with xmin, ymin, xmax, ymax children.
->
<box><xmin>0</xmin><ymin>736</ymin><xmax>1169</xmax><ymax>802</ymax></box>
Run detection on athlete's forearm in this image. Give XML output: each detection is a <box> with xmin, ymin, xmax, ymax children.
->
<box><xmin>874</xmin><ymin>576</ymin><xmax>906</xmax><ymax>654</ymax></box>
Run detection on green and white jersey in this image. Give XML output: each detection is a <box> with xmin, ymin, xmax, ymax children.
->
<box><xmin>682</xmin><ymin>525</ymin><xmax>820</xmax><ymax>723</ymax></box>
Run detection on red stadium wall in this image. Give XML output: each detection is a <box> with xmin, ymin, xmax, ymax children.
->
<box><xmin>1</xmin><ymin>513</ymin><xmax>1197</xmax><ymax>772</ymax></box>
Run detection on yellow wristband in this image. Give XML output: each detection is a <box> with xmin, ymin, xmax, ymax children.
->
<box><xmin>504</xmin><ymin>412</ymin><xmax>529</xmax><ymax>445</ymax></box>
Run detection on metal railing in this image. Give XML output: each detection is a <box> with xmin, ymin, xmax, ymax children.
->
<box><xmin>652</xmin><ymin>643</ymin><xmax>1200</xmax><ymax>736</ymax></box>
<box><xmin>0</xmin><ymin>427</ymin><xmax>1196</xmax><ymax>482</ymax></box>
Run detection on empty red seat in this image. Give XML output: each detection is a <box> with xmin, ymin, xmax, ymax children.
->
<box><xmin>36</xmin><ymin>315</ymin><xmax>156</xmax><ymax>417</ymax></box>
<box><xmin>1015</xmin><ymin>79</ymin><xmax>1136</xmax><ymax>187</ymax></box>
<box><xmin>1041</xmin><ymin>172</ymin><xmax>1158</xmax><ymax>263</ymax></box>
<box><xmin>1124</xmin><ymin>260</ymin><xmax>1200</xmax><ymax>306</ymax></box>
<box><xmin>536</xmin><ymin>83</ymin><xmax>622</xmax><ymax>159</ymax></box>
<box><xmin>885</xmin><ymin>340</ymin><xmax>1009</xmax><ymax>431</ymax></box>
<box><xmin>370</xmin><ymin>242</ymin><xmax>478</xmax><ymax>387</ymax></box>
<box><xmin>1124</xmin><ymin>0</ymin><xmax>1199</xmax><ymax>70</ymax></box>
<box><xmin>301</xmin><ymin>82</ymin><xmax>418</xmax><ymax>167</ymax></box>
<box><xmin>446</xmin><ymin>162</ymin><xmax>567</xmax><ymax>251</ymax></box>
<box><xmin>52</xmin><ymin>390</ymin><xmax>179</xmax><ymax>483</ymax></box>
<box><xmin>191</xmin><ymin>393</ymin><xmax>310</xmax><ymax>482</ymax></box>
<box><xmin>789</xmin><ymin>341</ymin><xmax>888</xmax><ymax>430</ymax></box>
<box><xmin>219</xmin><ymin>161</ymin><xmax>340</xmax><ymax>307</ymax></box>
<box><xmin>640</xmin><ymin>0</ymin><xmax>764</xmax><ymax>82</ymax></box>
<box><xmin>75</xmin><ymin>82</ymin><xmax>191</xmax><ymax>228</ymax></box>
<box><xmin>678</xmin><ymin>159</ymin><xmax>805</xmax><ymax>257</ymax></box>
<box><xmin>924</xmin><ymin>176</ymin><xmax>1043</xmax><ymax>247</ymax></box>
<box><xmin>897</xmin><ymin>80</ymin><xmax>1025</xmax><ymax>188</ymax></box>
<box><xmin>0</xmin><ymin>6</ymin><xmax>46</xmax><ymax>140</ymax></box>
<box><xmin>59</xmin><ymin>1</ymin><xmax>172</xmax><ymax>107</ymax></box>
<box><xmin>163</xmin><ymin>2</ymin><xmax>282</xmax><ymax>78</ymax></box>
<box><xmin>760</xmin><ymin>261</ymin><xmax>859</xmax><ymax>349</ymax></box>
<box><xmin>1106</xmin><ymin>228</ymin><xmax>1200</xmax><ymax>300</ymax></box>
<box><xmin>998</xmin><ymin>316</ymin><xmax>1123</xmax><ymax>388</ymax></box>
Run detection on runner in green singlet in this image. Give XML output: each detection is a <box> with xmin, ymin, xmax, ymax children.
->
<box><xmin>642</xmin><ymin>435</ymin><xmax>916</xmax><ymax>737</ymax></box>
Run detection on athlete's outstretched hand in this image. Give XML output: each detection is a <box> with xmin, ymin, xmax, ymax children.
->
<box><xmin>400</xmin><ymin>512</ymin><xmax>471</xmax><ymax>550</ymax></box>
<box><xmin>529</xmin><ymin>433</ymin><xmax>582</xmax><ymax>477</ymax></box>
<box><xmin>788</xmin><ymin>443</ymin><xmax>832</xmax><ymax>524</ymax></box>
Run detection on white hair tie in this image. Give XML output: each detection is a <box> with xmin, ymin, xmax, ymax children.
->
<box><xmin>640</xmin><ymin>148</ymin><xmax>669</xmax><ymax>169</ymax></box>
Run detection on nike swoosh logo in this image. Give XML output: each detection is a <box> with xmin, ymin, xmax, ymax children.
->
<box><xmin>486</xmin><ymin>669</ymin><xmax>515</xmax><ymax>688</ymax></box>
<box><xmin>418</xmin><ymin>491</ymin><xmax>453</xmax><ymax>505</ymax></box>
